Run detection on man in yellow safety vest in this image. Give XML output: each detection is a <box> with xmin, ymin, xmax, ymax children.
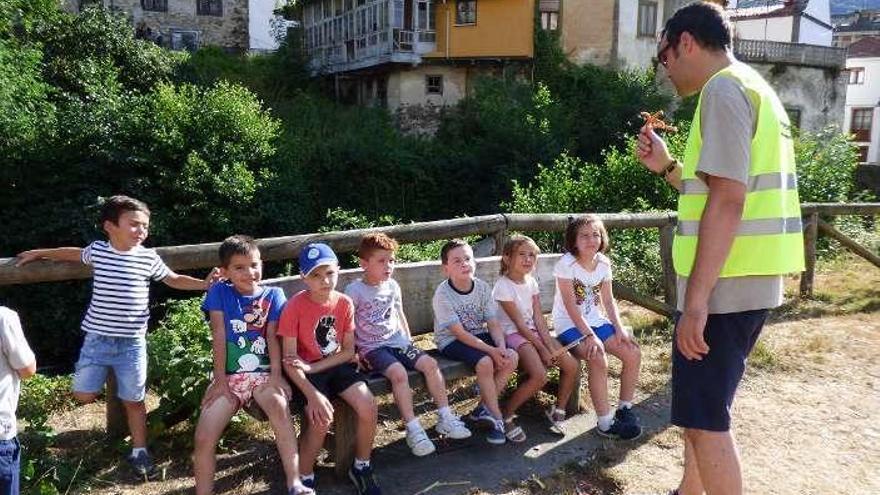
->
<box><xmin>637</xmin><ymin>2</ymin><xmax>805</xmax><ymax>494</ymax></box>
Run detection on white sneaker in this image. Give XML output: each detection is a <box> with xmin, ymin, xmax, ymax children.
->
<box><xmin>406</xmin><ymin>428</ymin><xmax>436</xmax><ymax>457</ymax></box>
<box><xmin>436</xmin><ymin>414</ymin><xmax>472</xmax><ymax>440</ymax></box>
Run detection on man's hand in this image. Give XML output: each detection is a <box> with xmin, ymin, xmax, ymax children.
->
<box><xmin>202</xmin><ymin>378</ymin><xmax>238</xmax><ymax>409</ymax></box>
<box><xmin>306</xmin><ymin>392</ymin><xmax>334</xmax><ymax>428</ymax></box>
<box><xmin>676</xmin><ymin>307</ymin><xmax>710</xmax><ymax>360</ymax></box>
<box><xmin>637</xmin><ymin>124</ymin><xmax>674</xmax><ymax>174</ymax></box>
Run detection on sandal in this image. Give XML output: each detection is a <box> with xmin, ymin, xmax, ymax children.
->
<box><xmin>505</xmin><ymin>419</ymin><xmax>527</xmax><ymax>443</ymax></box>
<box><xmin>545</xmin><ymin>407</ymin><xmax>566</xmax><ymax>435</ymax></box>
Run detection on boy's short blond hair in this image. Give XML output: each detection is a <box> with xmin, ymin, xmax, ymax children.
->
<box><xmin>358</xmin><ymin>233</ymin><xmax>399</xmax><ymax>260</ymax></box>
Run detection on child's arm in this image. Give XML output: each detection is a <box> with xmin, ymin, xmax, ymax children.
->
<box><xmin>486</xmin><ymin>317</ymin><xmax>517</xmax><ymax>364</ymax></box>
<box><xmin>202</xmin><ymin>310</ymin><xmax>238</xmax><ymax>408</ymax></box>
<box><xmin>531</xmin><ymin>294</ymin><xmax>560</xmax><ymax>351</ymax></box>
<box><xmin>282</xmin><ymin>336</ymin><xmax>334</xmax><ymax>427</ymax></box>
<box><xmin>557</xmin><ymin>277</ymin><xmax>604</xmax><ymax>357</ymax></box>
<box><xmin>398</xmin><ymin>306</ymin><xmax>413</xmax><ymax>340</ymax></box>
<box><xmin>163</xmin><ymin>268</ymin><xmax>219</xmax><ymax>291</ymax></box>
<box><xmin>266</xmin><ymin>321</ymin><xmax>284</xmax><ymax>382</ymax></box>
<box><xmin>599</xmin><ymin>279</ymin><xmax>635</xmax><ymax>346</ymax></box>
<box><xmin>16</xmin><ymin>247</ymin><xmax>83</xmax><ymax>266</ymax></box>
<box><xmin>497</xmin><ymin>300</ymin><xmax>552</xmax><ymax>362</ymax></box>
<box><xmin>306</xmin><ymin>329</ymin><xmax>356</xmax><ymax>374</ymax></box>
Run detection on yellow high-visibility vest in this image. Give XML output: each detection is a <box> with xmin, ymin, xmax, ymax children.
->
<box><xmin>673</xmin><ymin>62</ymin><xmax>805</xmax><ymax>277</ymax></box>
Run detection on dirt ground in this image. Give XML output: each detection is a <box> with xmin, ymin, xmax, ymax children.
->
<box><xmin>39</xmin><ymin>255</ymin><xmax>880</xmax><ymax>494</ymax></box>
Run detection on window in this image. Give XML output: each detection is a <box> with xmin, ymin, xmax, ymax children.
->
<box><xmin>851</xmin><ymin>108</ymin><xmax>874</xmax><ymax>142</ymax></box>
<box><xmin>848</xmin><ymin>67</ymin><xmax>865</xmax><ymax>85</ymax></box>
<box><xmin>456</xmin><ymin>0</ymin><xmax>476</xmax><ymax>25</ymax></box>
<box><xmin>637</xmin><ymin>0</ymin><xmax>658</xmax><ymax>37</ymax></box>
<box><xmin>197</xmin><ymin>0</ymin><xmax>223</xmax><ymax>16</ymax></box>
<box><xmin>141</xmin><ymin>0</ymin><xmax>167</xmax><ymax>12</ymax></box>
<box><xmin>170</xmin><ymin>30</ymin><xmax>200</xmax><ymax>51</ymax></box>
<box><xmin>541</xmin><ymin>12</ymin><xmax>558</xmax><ymax>30</ymax></box>
<box><xmin>426</xmin><ymin>74</ymin><xmax>443</xmax><ymax>95</ymax></box>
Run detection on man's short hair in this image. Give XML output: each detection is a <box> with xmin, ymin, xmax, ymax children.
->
<box><xmin>99</xmin><ymin>195</ymin><xmax>150</xmax><ymax>226</ymax></box>
<box><xmin>440</xmin><ymin>239</ymin><xmax>470</xmax><ymax>264</ymax></box>
<box><xmin>662</xmin><ymin>2</ymin><xmax>732</xmax><ymax>52</ymax></box>
<box><xmin>218</xmin><ymin>235</ymin><xmax>259</xmax><ymax>267</ymax></box>
<box><xmin>358</xmin><ymin>233</ymin><xmax>400</xmax><ymax>260</ymax></box>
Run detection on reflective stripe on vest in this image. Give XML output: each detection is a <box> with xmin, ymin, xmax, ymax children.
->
<box><xmin>672</xmin><ymin>62</ymin><xmax>805</xmax><ymax>278</ymax></box>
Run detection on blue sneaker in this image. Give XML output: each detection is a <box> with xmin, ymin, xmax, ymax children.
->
<box><xmin>615</xmin><ymin>406</ymin><xmax>640</xmax><ymax>426</ymax></box>
<box><xmin>466</xmin><ymin>404</ymin><xmax>495</xmax><ymax>425</ymax></box>
<box><xmin>348</xmin><ymin>464</ymin><xmax>381</xmax><ymax>495</ymax></box>
<box><xmin>486</xmin><ymin>420</ymin><xmax>506</xmax><ymax>445</ymax></box>
<box><xmin>300</xmin><ymin>477</ymin><xmax>316</xmax><ymax>490</ymax></box>
<box><xmin>597</xmin><ymin>419</ymin><xmax>642</xmax><ymax>441</ymax></box>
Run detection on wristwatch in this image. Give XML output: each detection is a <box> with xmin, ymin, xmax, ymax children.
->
<box><xmin>661</xmin><ymin>159</ymin><xmax>679</xmax><ymax>178</ymax></box>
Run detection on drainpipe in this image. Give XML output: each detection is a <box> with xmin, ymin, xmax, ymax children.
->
<box><xmin>445</xmin><ymin>0</ymin><xmax>450</xmax><ymax>59</ymax></box>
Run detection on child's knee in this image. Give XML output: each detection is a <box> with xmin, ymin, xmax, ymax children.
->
<box><xmin>73</xmin><ymin>391</ymin><xmax>98</xmax><ymax>404</ymax></box>
<box><xmin>588</xmin><ymin>354</ymin><xmax>608</xmax><ymax>372</ymax></box>
<box><xmin>475</xmin><ymin>356</ymin><xmax>494</xmax><ymax>375</ymax></box>
<box><xmin>417</xmin><ymin>355</ymin><xmax>439</xmax><ymax>373</ymax></box>
<box><xmin>559</xmin><ymin>354</ymin><xmax>579</xmax><ymax>374</ymax></box>
<box><xmin>385</xmin><ymin>364</ymin><xmax>409</xmax><ymax>387</ymax></box>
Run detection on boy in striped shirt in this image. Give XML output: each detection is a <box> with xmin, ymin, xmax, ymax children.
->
<box><xmin>16</xmin><ymin>195</ymin><xmax>215</xmax><ymax>478</ymax></box>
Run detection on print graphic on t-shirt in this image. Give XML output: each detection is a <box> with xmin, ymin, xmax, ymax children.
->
<box><xmin>454</xmin><ymin>301</ymin><xmax>485</xmax><ymax>334</ymax></box>
<box><xmin>590</xmin><ymin>284</ymin><xmax>601</xmax><ymax>307</ymax></box>
<box><xmin>573</xmin><ymin>278</ymin><xmax>588</xmax><ymax>306</ymax></box>
<box><xmin>227</xmin><ymin>297</ymin><xmax>271</xmax><ymax>373</ymax></box>
<box><xmin>315</xmin><ymin>315</ymin><xmax>340</xmax><ymax>356</ymax></box>
<box><xmin>356</xmin><ymin>297</ymin><xmax>396</xmax><ymax>342</ymax></box>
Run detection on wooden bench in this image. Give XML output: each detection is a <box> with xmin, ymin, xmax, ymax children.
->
<box><xmin>264</xmin><ymin>253</ymin><xmax>582</xmax><ymax>475</ymax></box>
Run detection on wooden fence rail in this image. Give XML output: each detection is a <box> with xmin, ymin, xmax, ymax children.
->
<box><xmin>0</xmin><ymin>202</ymin><xmax>877</xmax><ymax>440</ymax></box>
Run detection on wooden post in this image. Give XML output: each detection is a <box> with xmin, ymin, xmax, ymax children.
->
<box><xmin>800</xmin><ymin>213</ymin><xmax>819</xmax><ymax>297</ymax></box>
<box><xmin>659</xmin><ymin>224</ymin><xmax>677</xmax><ymax>309</ymax></box>
<box><xmin>818</xmin><ymin>218</ymin><xmax>880</xmax><ymax>269</ymax></box>
<box><xmin>106</xmin><ymin>370</ymin><xmax>127</xmax><ymax>439</ymax></box>
<box><xmin>333</xmin><ymin>401</ymin><xmax>358</xmax><ymax>477</ymax></box>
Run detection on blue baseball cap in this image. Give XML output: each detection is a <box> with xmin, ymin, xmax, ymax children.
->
<box><xmin>299</xmin><ymin>242</ymin><xmax>338</xmax><ymax>276</ymax></box>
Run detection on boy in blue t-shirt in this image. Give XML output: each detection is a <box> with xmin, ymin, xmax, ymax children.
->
<box><xmin>194</xmin><ymin>235</ymin><xmax>312</xmax><ymax>495</ymax></box>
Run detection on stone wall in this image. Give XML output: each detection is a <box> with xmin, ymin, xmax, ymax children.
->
<box><xmin>749</xmin><ymin>62</ymin><xmax>846</xmax><ymax>133</ymax></box>
<box><xmin>92</xmin><ymin>0</ymin><xmax>249</xmax><ymax>51</ymax></box>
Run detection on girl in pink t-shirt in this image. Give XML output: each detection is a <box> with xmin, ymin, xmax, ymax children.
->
<box><xmin>492</xmin><ymin>235</ymin><xmax>580</xmax><ymax>441</ymax></box>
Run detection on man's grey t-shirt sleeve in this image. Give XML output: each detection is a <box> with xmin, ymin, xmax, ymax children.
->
<box><xmin>696</xmin><ymin>75</ymin><xmax>756</xmax><ymax>185</ymax></box>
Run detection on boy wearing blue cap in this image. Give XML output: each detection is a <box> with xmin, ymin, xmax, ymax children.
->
<box><xmin>278</xmin><ymin>243</ymin><xmax>382</xmax><ymax>495</ymax></box>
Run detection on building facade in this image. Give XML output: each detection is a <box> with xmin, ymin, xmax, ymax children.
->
<box><xmin>844</xmin><ymin>37</ymin><xmax>880</xmax><ymax>164</ymax></box>
<box><xmin>301</xmin><ymin>0</ymin><xmax>534</xmax><ymax>115</ymax></box>
<box><xmin>728</xmin><ymin>0</ymin><xmax>833</xmax><ymax>46</ymax></box>
<box><xmin>66</xmin><ymin>0</ymin><xmax>288</xmax><ymax>52</ymax></box>
<box><xmin>832</xmin><ymin>10</ymin><xmax>880</xmax><ymax>48</ymax></box>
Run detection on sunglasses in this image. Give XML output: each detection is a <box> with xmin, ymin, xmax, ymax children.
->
<box><xmin>656</xmin><ymin>41</ymin><xmax>676</xmax><ymax>67</ymax></box>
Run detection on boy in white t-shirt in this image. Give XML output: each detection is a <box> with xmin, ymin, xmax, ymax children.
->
<box><xmin>0</xmin><ymin>307</ymin><xmax>37</xmax><ymax>495</ymax></box>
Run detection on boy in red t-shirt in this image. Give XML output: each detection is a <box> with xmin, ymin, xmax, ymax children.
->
<box><xmin>278</xmin><ymin>243</ymin><xmax>381</xmax><ymax>495</ymax></box>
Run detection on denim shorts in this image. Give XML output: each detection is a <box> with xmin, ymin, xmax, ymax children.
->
<box><xmin>438</xmin><ymin>332</ymin><xmax>496</xmax><ymax>368</ymax></box>
<box><xmin>671</xmin><ymin>309</ymin><xmax>768</xmax><ymax>432</ymax></box>
<box><xmin>363</xmin><ymin>344</ymin><xmax>427</xmax><ymax>373</ymax></box>
<box><xmin>0</xmin><ymin>437</ymin><xmax>20</xmax><ymax>495</ymax></box>
<box><xmin>73</xmin><ymin>333</ymin><xmax>148</xmax><ymax>402</ymax></box>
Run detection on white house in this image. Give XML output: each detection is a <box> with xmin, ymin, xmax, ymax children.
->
<box><xmin>729</xmin><ymin>0</ymin><xmax>833</xmax><ymax>46</ymax></box>
<box><xmin>844</xmin><ymin>37</ymin><xmax>880</xmax><ymax>164</ymax></box>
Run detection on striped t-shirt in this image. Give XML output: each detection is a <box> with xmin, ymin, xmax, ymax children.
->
<box><xmin>80</xmin><ymin>241</ymin><xmax>170</xmax><ymax>338</ymax></box>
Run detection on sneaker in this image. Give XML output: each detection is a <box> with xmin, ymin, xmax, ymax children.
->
<box><xmin>486</xmin><ymin>420</ymin><xmax>506</xmax><ymax>445</ymax></box>
<box><xmin>466</xmin><ymin>404</ymin><xmax>496</xmax><ymax>425</ymax></box>
<box><xmin>300</xmin><ymin>477</ymin><xmax>316</xmax><ymax>490</ymax></box>
<box><xmin>406</xmin><ymin>428</ymin><xmax>437</xmax><ymax>456</ymax></box>
<box><xmin>127</xmin><ymin>451</ymin><xmax>158</xmax><ymax>479</ymax></box>
<box><xmin>436</xmin><ymin>414</ymin><xmax>472</xmax><ymax>439</ymax></box>
<box><xmin>615</xmin><ymin>406</ymin><xmax>640</xmax><ymax>427</ymax></box>
<box><xmin>597</xmin><ymin>419</ymin><xmax>642</xmax><ymax>441</ymax></box>
<box><xmin>287</xmin><ymin>483</ymin><xmax>315</xmax><ymax>495</ymax></box>
<box><xmin>545</xmin><ymin>407</ymin><xmax>566</xmax><ymax>436</ymax></box>
<box><xmin>348</xmin><ymin>464</ymin><xmax>382</xmax><ymax>495</ymax></box>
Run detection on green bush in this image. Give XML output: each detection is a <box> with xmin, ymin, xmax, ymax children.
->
<box><xmin>146</xmin><ymin>298</ymin><xmax>213</xmax><ymax>432</ymax></box>
<box><xmin>794</xmin><ymin>126</ymin><xmax>872</xmax><ymax>203</ymax></box>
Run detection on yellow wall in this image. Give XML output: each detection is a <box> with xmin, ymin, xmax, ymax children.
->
<box><xmin>426</xmin><ymin>0</ymin><xmax>535</xmax><ymax>59</ymax></box>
